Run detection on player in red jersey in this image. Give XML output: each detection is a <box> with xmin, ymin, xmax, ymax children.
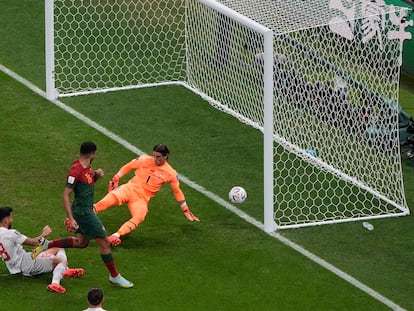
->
<box><xmin>94</xmin><ymin>144</ymin><xmax>199</xmax><ymax>246</ymax></box>
<box><xmin>32</xmin><ymin>142</ymin><xmax>133</xmax><ymax>288</ymax></box>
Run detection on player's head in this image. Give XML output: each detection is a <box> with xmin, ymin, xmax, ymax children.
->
<box><xmin>80</xmin><ymin>141</ymin><xmax>97</xmax><ymax>155</ymax></box>
<box><xmin>153</xmin><ymin>144</ymin><xmax>169</xmax><ymax>166</ymax></box>
<box><xmin>87</xmin><ymin>287</ymin><xmax>104</xmax><ymax>307</ymax></box>
<box><xmin>80</xmin><ymin>142</ymin><xmax>97</xmax><ymax>162</ymax></box>
<box><xmin>0</xmin><ymin>206</ymin><xmax>13</xmax><ymax>229</ymax></box>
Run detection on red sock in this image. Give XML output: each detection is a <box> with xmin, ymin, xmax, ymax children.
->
<box><xmin>47</xmin><ymin>237</ymin><xmax>74</xmax><ymax>248</ymax></box>
<box><xmin>101</xmin><ymin>253</ymin><xmax>118</xmax><ymax>277</ymax></box>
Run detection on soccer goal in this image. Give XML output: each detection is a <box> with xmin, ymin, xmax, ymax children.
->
<box><xmin>45</xmin><ymin>0</ymin><xmax>412</xmax><ymax>231</ymax></box>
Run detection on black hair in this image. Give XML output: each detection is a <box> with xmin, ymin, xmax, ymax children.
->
<box><xmin>0</xmin><ymin>207</ymin><xmax>13</xmax><ymax>222</ymax></box>
<box><xmin>87</xmin><ymin>287</ymin><xmax>104</xmax><ymax>306</ymax></box>
<box><xmin>80</xmin><ymin>142</ymin><xmax>97</xmax><ymax>155</ymax></box>
<box><xmin>153</xmin><ymin>144</ymin><xmax>170</xmax><ymax>157</ymax></box>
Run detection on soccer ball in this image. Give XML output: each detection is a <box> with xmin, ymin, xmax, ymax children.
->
<box><xmin>229</xmin><ymin>186</ymin><xmax>247</xmax><ymax>204</ymax></box>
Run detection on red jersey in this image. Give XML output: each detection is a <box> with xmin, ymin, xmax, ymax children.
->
<box><xmin>66</xmin><ymin>159</ymin><xmax>95</xmax><ymax>215</ymax></box>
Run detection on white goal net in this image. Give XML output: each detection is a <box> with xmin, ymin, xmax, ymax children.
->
<box><xmin>46</xmin><ymin>0</ymin><xmax>412</xmax><ymax>231</ymax></box>
<box><xmin>46</xmin><ymin>0</ymin><xmax>187</xmax><ymax>97</ymax></box>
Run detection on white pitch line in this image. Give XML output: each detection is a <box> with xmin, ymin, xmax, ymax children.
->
<box><xmin>0</xmin><ymin>64</ymin><xmax>406</xmax><ymax>311</ymax></box>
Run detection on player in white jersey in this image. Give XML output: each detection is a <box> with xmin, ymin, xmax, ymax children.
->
<box><xmin>0</xmin><ymin>206</ymin><xmax>84</xmax><ymax>293</ymax></box>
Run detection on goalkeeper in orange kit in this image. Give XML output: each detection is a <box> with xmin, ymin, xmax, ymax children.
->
<box><xmin>93</xmin><ymin>144</ymin><xmax>199</xmax><ymax>246</ymax></box>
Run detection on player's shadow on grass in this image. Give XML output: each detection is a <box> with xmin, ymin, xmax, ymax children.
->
<box><xmin>110</xmin><ymin>224</ymin><xmax>201</xmax><ymax>250</ymax></box>
<box><xmin>0</xmin><ymin>272</ymin><xmax>50</xmax><ymax>288</ymax></box>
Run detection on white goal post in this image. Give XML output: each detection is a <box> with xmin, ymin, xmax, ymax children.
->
<box><xmin>45</xmin><ymin>0</ymin><xmax>412</xmax><ymax>232</ymax></box>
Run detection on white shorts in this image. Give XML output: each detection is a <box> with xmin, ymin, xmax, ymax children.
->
<box><xmin>20</xmin><ymin>252</ymin><xmax>54</xmax><ymax>276</ymax></box>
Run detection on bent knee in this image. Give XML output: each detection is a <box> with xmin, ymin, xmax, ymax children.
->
<box><xmin>96</xmin><ymin>237</ymin><xmax>111</xmax><ymax>251</ymax></box>
<box><xmin>75</xmin><ymin>238</ymin><xmax>89</xmax><ymax>248</ymax></box>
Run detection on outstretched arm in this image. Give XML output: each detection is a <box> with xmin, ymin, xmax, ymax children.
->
<box><xmin>108</xmin><ymin>157</ymin><xmax>140</xmax><ymax>192</ymax></box>
<box><xmin>23</xmin><ymin>225</ymin><xmax>52</xmax><ymax>246</ymax></box>
<box><xmin>171</xmin><ymin>177</ymin><xmax>200</xmax><ymax>222</ymax></box>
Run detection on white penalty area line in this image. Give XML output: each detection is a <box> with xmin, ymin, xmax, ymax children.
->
<box><xmin>0</xmin><ymin>64</ymin><xmax>406</xmax><ymax>311</ymax></box>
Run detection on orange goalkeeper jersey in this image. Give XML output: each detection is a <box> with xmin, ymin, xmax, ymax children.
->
<box><xmin>118</xmin><ymin>154</ymin><xmax>185</xmax><ymax>202</ymax></box>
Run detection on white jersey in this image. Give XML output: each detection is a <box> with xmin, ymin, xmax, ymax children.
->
<box><xmin>0</xmin><ymin>227</ymin><xmax>28</xmax><ymax>274</ymax></box>
<box><xmin>83</xmin><ymin>308</ymin><xmax>107</xmax><ymax>311</ymax></box>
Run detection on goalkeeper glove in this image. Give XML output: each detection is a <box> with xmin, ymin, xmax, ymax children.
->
<box><xmin>108</xmin><ymin>174</ymin><xmax>121</xmax><ymax>192</ymax></box>
<box><xmin>181</xmin><ymin>206</ymin><xmax>200</xmax><ymax>222</ymax></box>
